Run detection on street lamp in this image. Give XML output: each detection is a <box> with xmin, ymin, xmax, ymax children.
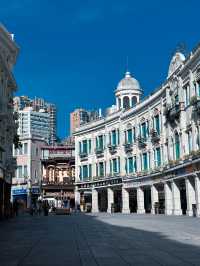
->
<box><xmin>27</xmin><ymin>177</ymin><xmax>32</xmax><ymax>209</ymax></box>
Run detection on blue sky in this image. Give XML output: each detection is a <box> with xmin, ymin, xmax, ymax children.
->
<box><xmin>1</xmin><ymin>0</ymin><xmax>199</xmax><ymax>138</ymax></box>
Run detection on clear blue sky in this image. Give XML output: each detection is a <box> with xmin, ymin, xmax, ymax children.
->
<box><xmin>1</xmin><ymin>0</ymin><xmax>199</xmax><ymax>138</ymax></box>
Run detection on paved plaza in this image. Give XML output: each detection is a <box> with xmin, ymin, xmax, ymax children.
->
<box><xmin>1</xmin><ymin>213</ymin><xmax>200</xmax><ymax>266</ymax></box>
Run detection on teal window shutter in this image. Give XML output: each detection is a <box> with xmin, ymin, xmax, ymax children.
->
<box><xmin>128</xmin><ymin>157</ymin><xmax>133</xmax><ymax>173</ymax></box>
<box><xmin>156</xmin><ymin>148</ymin><xmax>161</xmax><ymax>166</ymax></box>
<box><xmin>113</xmin><ymin>159</ymin><xmax>117</xmax><ymax>173</ymax></box>
<box><xmin>89</xmin><ymin>164</ymin><xmax>92</xmax><ymax>179</ymax></box>
<box><xmin>143</xmin><ymin>153</ymin><xmax>148</xmax><ymax>171</ymax></box>
<box><xmin>155</xmin><ymin>115</ymin><xmax>160</xmax><ymax>135</ymax></box>
<box><xmin>127</xmin><ymin>129</ymin><xmax>132</xmax><ymax>144</ymax></box>
<box><xmin>99</xmin><ymin>135</ymin><xmax>103</xmax><ymax>149</ymax></box>
<box><xmin>83</xmin><ymin>140</ymin><xmax>87</xmax><ymax>153</ymax></box>
<box><xmin>175</xmin><ymin>133</ymin><xmax>180</xmax><ymax>160</ymax></box>
<box><xmin>134</xmin><ymin>156</ymin><xmax>137</xmax><ymax>172</ymax></box>
<box><xmin>88</xmin><ymin>139</ymin><xmax>91</xmax><ymax>153</ymax></box>
<box><xmin>125</xmin><ymin>158</ymin><xmax>127</xmax><ymax>174</ymax></box>
<box><xmin>79</xmin><ymin>166</ymin><xmax>82</xmax><ymax>180</ymax></box>
<box><xmin>96</xmin><ymin>137</ymin><xmax>98</xmax><ymax>149</ymax></box>
<box><xmin>110</xmin><ymin>160</ymin><xmax>112</xmax><ymax>174</ymax></box>
<box><xmin>112</xmin><ymin>130</ymin><xmax>116</xmax><ymax>146</ymax></box>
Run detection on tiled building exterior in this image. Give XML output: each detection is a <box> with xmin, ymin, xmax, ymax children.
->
<box><xmin>0</xmin><ymin>24</ymin><xmax>19</xmax><ymax>218</ymax></box>
<box><xmin>74</xmin><ymin>44</ymin><xmax>200</xmax><ymax>217</ymax></box>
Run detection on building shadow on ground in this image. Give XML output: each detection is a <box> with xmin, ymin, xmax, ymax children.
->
<box><xmin>0</xmin><ymin>212</ymin><xmax>200</xmax><ymax>265</ymax></box>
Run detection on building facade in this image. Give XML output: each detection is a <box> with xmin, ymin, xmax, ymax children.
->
<box><xmin>41</xmin><ymin>144</ymin><xmax>75</xmax><ymax>208</ymax></box>
<box><xmin>0</xmin><ymin>24</ymin><xmax>19</xmax><ymax>218</ymax></box>
<box><xmin>12</xmin><ymin>107</ymin><xmax>50</xmax><ymax>207</ymax></box>
<box><xmin>14</xmin><ymin>96</ymin><xmax>57</xmax><ymax>145</ymax></box>
<box><xmin>74</xmin><ymin>44</ymin><xmax>200</xmax><ymax>217</ymax></box>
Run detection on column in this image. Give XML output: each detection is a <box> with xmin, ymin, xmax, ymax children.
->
<box><xmin>137</xmin><ymin>187</ymin><xmax>145</xmax><ymax>214</ymax></box>
<box><xmin>92</xmin><ymin>189</ymin><xmax>99</xmax><ymax>213</ymax></box>
<box><xmin>151</xmin><ymin>185</ymin><xmax>158</xmax><ymax>214</ymax></box>
<box><xmin>186</xmin><ymin>177</ymin><xmax>196</xmax><ymax>216</ymax></box>
<box><xmin>164</xmin><ymin>182</ymin><xmax>173</xmax><ymax>215</ymax></box>
<box><xmin>107</xmin><ymin>187</ymin><xmax>114</xmax><ymax>213</ymax></box>
<box><xmin>74</xmin><ymin>187</ymin><xmax>80</xmax><ymax>211</ymax></box>
<box><xmin>172</xmin><ymin>180</ymin><xmax>182</xmax><ymax>215</ymax></box>
<box><xmin>195</xmin><ymin>176</ymin><xmax>200</xmax><ymax>217</ymax></box>
<box><xmin>122</xmin><ymin>187</ymin><xmax>130</xmax><ymax>214</ymax></box>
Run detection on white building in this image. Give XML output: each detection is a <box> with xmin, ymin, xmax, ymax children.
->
<box><xmin>74</xmin><ymin>44</ymin><xmax>200</xmax><ymax>217</ymax></box>
<box><xmin>0</xmin><ymin>24</ymin><xmax>19</xmax><ymax>218</ymax></box>
<box><xmin>12</xmin><ymin>107</ymin><xmax>50</xmax><ymax>207</ymax></box>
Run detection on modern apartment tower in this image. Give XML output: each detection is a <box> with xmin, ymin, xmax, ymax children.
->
<box><xmin>14</xmin><ymin>96</ymin><xmax>57</xmax><ymax>145</ymax></box>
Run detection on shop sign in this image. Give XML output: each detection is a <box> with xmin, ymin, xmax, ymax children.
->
<box><xmin>31</xmin><ymin>187</ymin><xmax>40</xmax><ymax>194</ymax></box>
<box><xmin>12</xmin><ymin>188</ymin><xmax>27</xmax><ymax>195</ymax></box>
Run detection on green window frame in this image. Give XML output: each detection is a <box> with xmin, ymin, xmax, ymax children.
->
<box><xmin>156</xmin><ymin>147</ymin><xmax>161</xmax><ymax>166</ymax></box>
<box><xmin>128</xmin><ymin>157</ymin><xmax>133</xmax><ymax>173</ymax></box>
<box><xmin>175</xmin><ymin>133</ymin><xmax>180</xmax><ymax>160</ymax></box>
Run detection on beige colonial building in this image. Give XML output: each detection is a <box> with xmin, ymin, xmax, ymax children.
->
<box><xmin>74</xmin><ymin>44</ymin><xmax>200</xmax><ymax>217</ymax></box>
<box><xmin>0</xmin><ymin>24</ymin><xmax>19</xmax><ymax>218</ymax></box>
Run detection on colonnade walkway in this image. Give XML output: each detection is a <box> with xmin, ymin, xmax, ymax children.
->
<box><xmin>1</xmin><ymin>213</ymin><xmax>200</xmax><ymax>265</ymax></box>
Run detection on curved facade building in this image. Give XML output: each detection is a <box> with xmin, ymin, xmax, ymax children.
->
<box><xmin>74</xmin><ymin>44</ymin><xmax>200</xmax><ymax>217</ymax></box>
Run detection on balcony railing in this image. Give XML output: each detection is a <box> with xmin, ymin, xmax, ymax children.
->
<box><xmin>123</xmin><ymin>143</ymin><xmax>133</xmax><ymax>153</ymax></box>
<box><xmin>137</xmin><ymin>136</ymin><xmax>147</xmax><ymax>149</ymax></box>
<box><xmin>165</xmin><ymin>102</ymin><xmax>184</xmax><ymax>122</ymax></box>
<box><xmin>191</xmin><ymin>96</ymin><xmax>200</xmax><ymax>114</ymax></box>
<box><xmin>108</xmin><ymin>144</ymin><xmax>117</xmax><ymax>154</ymax></box>
<box><xmin>95</xmin><ymin>147</ymin><xmax>104</xmax><ymax>157</ymax></box>
<box><xmin>42</xmin><ymin>178</ymin><xmax>74</xmax><ymax>185</ymax></box>
<box><xmin>79</xmin><ymin>152</ymin><xmax>88</xmax><ymax>161</ymax></box>
<box><xmin>150</xmin><ymin>129</ymin><xmax>160</xmax><ymax>143</ymax></box>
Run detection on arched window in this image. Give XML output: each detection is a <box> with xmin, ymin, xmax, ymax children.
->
<box><xmin>175</xmin><ymin>132</ymin><xmax>180</xmax><ymax>160</ymax></box>
<box><xmin>123</xmin><ymin>96</ymin><xmax>130</xmax><ymax>109</ymax></box>
<box><xmin>132</xmin><ymin>96</ymin><xmax>137</xmax><ymax>106</ymax></box>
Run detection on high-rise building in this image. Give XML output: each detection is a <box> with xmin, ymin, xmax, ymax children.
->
<box><xmin>14</xmin><ymin>96</ymin><xmax>57</xmax><ymax>145</ymax></box>
<box><xmin>0</xmin><ymin>24</ymin><xmax>19</xmax><ymax>219</ymax></box>
<box><xmin>70</xmin><ymin>109</ymin><xmax>89</xmax><ymax>135</ymax></box>
<box><xmin>12</xmin><ymin>107</ymin><xmax>50</xmax><ymax>207</ymax></box>
<box><xmin>70</xmin><ymin>108</ymin><xmax>101</xmax><ymax>135</ymax></box>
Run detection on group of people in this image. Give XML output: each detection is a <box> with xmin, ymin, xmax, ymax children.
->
<box><xmin>30</xmin><ymin>200</ymin><xmax>49</xmax><ymax>216</ymax></box>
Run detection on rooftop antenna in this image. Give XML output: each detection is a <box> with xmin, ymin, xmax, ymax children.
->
<box><xmin>126</xmin><ymin>56</ymin><xmax>129</xmax><ymax>72</ymax></box>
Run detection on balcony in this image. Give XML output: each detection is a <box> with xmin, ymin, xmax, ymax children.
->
<box><xmin>95</xmin><ymin>147</ymin><xmax>104</xmax><ymax>157</ymax></box>
<box><xmin>165</xmin><ymin>102</ymin><xmax>183</xmax><ymax>122</ymax></box>
<box><xmin>123</xmin><ymin>143</ymin><xmax>133</xmax><ymax>153</ymax></box>
<box><xmin>137</xmin><ymin>136</ymin><xmax>147</xmax><ymax>149</ymax></box>
<box><xmin>190</xmin><ymin>96</ymin><xmax>200</xmax><ymax>114</ymax></box>
<box><xmin>108</xmin><ymin>144</ymin><xmax>117</xmax><ymax>154</ymax></box>
<box><xmin>79</xmin><ymin>152</ymin><xmax>88</xmax><ymax>161</ymax></box>
<box><xmin>150</xmin><ymin>129</ymin><xmax>160</xmax><ymax>143</ymax></box>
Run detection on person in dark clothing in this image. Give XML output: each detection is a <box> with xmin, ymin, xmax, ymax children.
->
<box><xmin>43</xmin><ymin>200</ymin><xmax>49</xmax><ymax>216</ymax></box>
<box><xmin>13</xmin><ymin>199</ymin><xmax>19</xmax><ymax>217</ymax></box>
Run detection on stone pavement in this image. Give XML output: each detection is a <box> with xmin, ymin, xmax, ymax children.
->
<box><xmin>0</xmin><ymin>213</ymin><xmax>200</xmax><ymax>266</ymax></box>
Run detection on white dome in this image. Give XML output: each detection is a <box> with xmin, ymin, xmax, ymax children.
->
<box><xmin>116</xmin><ymin>71</ymin><xmax>141</xmax><ymax>92</ymax></box>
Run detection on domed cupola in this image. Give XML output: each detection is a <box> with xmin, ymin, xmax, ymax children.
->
<box><xmin>115</xmin><ymin>71</ymin><xmax>142</xmax><ymax>110</ymax></box>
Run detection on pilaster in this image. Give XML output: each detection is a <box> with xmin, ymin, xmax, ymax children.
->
<box><xmin>137</xmin><ymin>187</ymin><xmax>145</xmax><ymax>214</ymax></box>
<box><xmin>122</xmin><ymin>187</ymin><xmax>130</xmax><ymax>214</ymax></box>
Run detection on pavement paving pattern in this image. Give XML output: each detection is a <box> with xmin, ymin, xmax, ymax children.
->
<box><xmin>0</xmin><ymin>213</ymin><xmax>200</xmax><ymax>266</ymax></box>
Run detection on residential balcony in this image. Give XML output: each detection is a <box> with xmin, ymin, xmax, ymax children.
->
<box><xmin>137</xmin><ymin>136</ymin><xmax>147</xmax><ymax>149</ymax></box>
<box><xmin>108</xmin><ymin>144</ymin><xmax>117</xmax><ymax>154</ymax></box>
<box><xmin>123</xmin><ymin>142</ymin><xmax>133</xmax><ymax>153</ymax></box>
<box><xmin>95</xmin><ymin>147</ymin><xmax>104</xmax><ymax>157</ymax></box>
<box><xmin>79</xmin><ymin>152</ymin><xmax>88</xmax><ymax>161</ymax></box>
<box><xmin>150</xmin><ymin>129</ymin><xmax>160</xmax><ymax>143</ymax></box>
